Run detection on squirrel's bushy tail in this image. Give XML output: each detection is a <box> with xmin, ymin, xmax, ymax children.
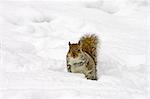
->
<box><xmin>79</xmin><ymin>34</ymin><xmax>98</xmax><ymax>65</ymax></box>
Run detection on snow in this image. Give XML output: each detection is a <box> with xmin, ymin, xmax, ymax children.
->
<box><xmin>0</xmin><ymin>0</ymin><xmax>149</xmax><ymax>99</ymax></box>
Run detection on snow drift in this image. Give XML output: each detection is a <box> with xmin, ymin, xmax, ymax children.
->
<box><xmin>0</xmin><ymin>0</ymin><xmax>149</xmax><ymax>99</ymax></box>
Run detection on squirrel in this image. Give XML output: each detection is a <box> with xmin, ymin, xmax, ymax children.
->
<box><xmin>66</xmin><ymin>34</ymin><xmax>98</xmax><ymax>80</ymax></box>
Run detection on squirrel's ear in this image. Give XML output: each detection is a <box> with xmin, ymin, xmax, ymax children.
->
<box><xmin>78</xmin><ymin>41</ymin><xmax>80</xmax><ymax>45</ymax></box>
<box><xmin>78</xmin><ymin>41</ymin><xmax>82</xmax><ymax>46</ymax></box>
<box><xmin>68</xmin><ymin>42</ymin><xmax>71</xmax><ymax>46</ymax></box>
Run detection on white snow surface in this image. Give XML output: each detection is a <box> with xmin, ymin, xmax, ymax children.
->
<box><xmin>0</xmin><ymin>0</ymin><xmax>150</xmax><ymax>99</ymax></box>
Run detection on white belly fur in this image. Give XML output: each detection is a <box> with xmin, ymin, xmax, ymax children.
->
<box><xmin>68</xmin><ymin>56</ymin><xmax>87</xmax><ymax>73</ymax></box>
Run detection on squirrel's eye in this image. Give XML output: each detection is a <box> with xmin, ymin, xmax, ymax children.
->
<box><xmin>78</xmin><ymin>49</ymin><xmax>80</xmax><ymax>52</ymax></box>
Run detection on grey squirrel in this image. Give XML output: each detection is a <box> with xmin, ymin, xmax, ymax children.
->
<box><xmin>66</xmin><ymin>34</ymin><xmax>98</xmax><ymax>80</ymax></box>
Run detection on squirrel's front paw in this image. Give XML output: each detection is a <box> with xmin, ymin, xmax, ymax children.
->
<box><xmin>67</xmin><ymin>65</ymin><xmax>71</xmax><ymax>72</ymax></box>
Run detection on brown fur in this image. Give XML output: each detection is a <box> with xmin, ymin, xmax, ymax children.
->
<box><xmin>79</xmin><ymin>34</ymin><xmax>98</xmax><ymax>65</ymax></box>
<box><xmin>68</xmin><ymin>42</ymin><xmax>81</xmax><ymax>58</ymax></box>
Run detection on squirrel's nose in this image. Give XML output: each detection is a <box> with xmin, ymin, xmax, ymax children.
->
<box><xmin>72</xmin><ymin>53</ymin><xmax>76</xmax><ymax>58</ymax></box>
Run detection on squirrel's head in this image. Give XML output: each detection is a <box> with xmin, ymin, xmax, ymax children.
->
<box><xmin>67</xmin><ymin>41</ymin><xmax>83</xmax><ymax>58</ymax></box>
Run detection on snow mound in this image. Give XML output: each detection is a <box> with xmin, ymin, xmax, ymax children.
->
<box><xmin>0</xmin><ymin>1</ymin><xmax>149</xmax><ymax>99</ymax></box>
